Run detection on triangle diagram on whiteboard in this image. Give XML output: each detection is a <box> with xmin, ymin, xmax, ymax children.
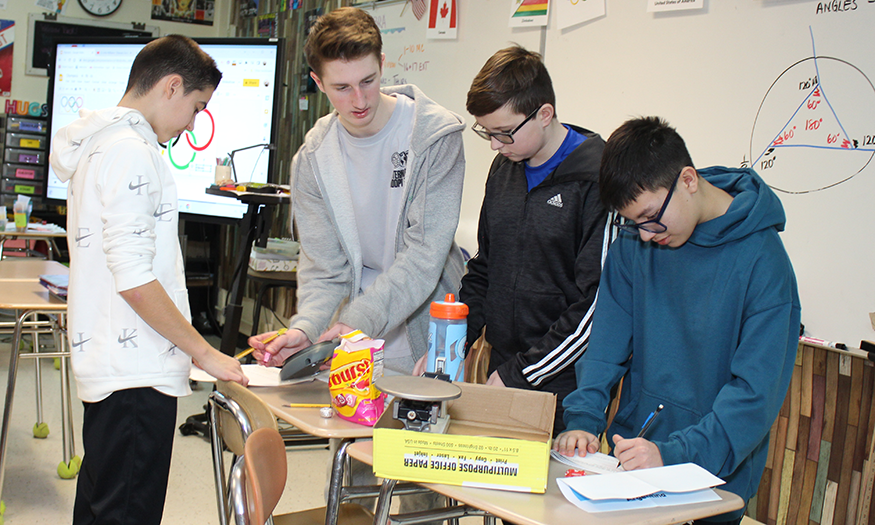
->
<box><xmin>769</xmin><ymin>84</ymin><xmax>854</xmax><ymax>151</ymax></box>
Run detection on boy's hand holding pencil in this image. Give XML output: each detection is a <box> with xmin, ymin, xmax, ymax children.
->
<box><xmin>246</xmin><ymin>327</ymin><xmax>313</xmax><ymax>367</ymax></box>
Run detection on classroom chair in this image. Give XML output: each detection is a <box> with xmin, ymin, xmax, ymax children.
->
<box><xmin>208</xmin><ymin>380</ymin><xmax>373</xmax><ymax>525</ymax></box>
<box><xmin>233</xmin><ymin>427</ymin><xmax>373</xmax><ymax>525</ymax></box>
<box><xmin>464</xmin><ymin>330</ymin><xmax>491</xmax><ymax>385</ymax></box>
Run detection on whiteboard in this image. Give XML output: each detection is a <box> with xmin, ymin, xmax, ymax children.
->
<box><xmin>361</xmin><ymin>0</ymin><xmax>875</xmax><ymax>348</ymax></box>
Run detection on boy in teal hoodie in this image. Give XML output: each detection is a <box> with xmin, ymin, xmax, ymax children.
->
<box><xmin>554</xmin><ymin>116</ymin><xmax>801</xmax><ymax>524</ymax></box>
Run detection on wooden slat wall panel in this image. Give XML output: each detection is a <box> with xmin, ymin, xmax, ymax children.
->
<box><xmin>747</xmin><ymin>344</ymin><xmax>875</xmax><ymax>525</ymax></box>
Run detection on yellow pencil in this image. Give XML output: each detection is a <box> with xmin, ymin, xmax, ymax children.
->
<box><xmin>235</xmin><ymin>328</ymin><xmax>288</xmax><ymax>360</ymax></box>
<box><xmin>282</xmin><ymin>403</ymin><xmax>330</xmax><ymax>408</ymax></box>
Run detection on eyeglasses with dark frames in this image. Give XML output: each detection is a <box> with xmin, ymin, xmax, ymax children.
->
<box><xmin>470</xmin><ymin>106</ymin><xmax>542</xmax><ymax>145</ymax></box>
<box><xmin>613</xmin><ymin>168</ymin><xmax>685</xmax><ymax>234</ymax></box>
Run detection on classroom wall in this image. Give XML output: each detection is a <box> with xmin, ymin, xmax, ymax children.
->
<box><xmin>363</xmin><ymin>0</ymin><xmax>875</xmax><ymax>348</ymax></box>
<box><xmin>1</xmin><ymin>0</ymin><xmax>233</xmax><ymax>106</ymax></box>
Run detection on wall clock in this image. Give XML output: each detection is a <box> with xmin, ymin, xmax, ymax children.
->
<box><xmin>78</xmin><ymin>0</ymin><xmax>122</xmax><ymax>17</ymax></box>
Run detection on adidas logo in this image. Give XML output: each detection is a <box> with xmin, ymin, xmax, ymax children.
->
<box><xmin>547</xmin><ymin>194</ymin><xmax>563</xmax><ymax>208</ymax></box>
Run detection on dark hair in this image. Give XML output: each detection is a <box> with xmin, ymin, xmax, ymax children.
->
<box><xmin>124</xmin><ymin>35</ymin><xmax>221</xmax><ymax>97</ymax></box>
<box><xmin>599</xmin><ymin>116</ymin><xmax>694</xmax><ymax>211</ymax></box>
<box><xmin>304</xmin><ymin>7</ymin><xmax>382</xmax><ymax>77</ymax></box>
<box><xmin>466</xmin><ymin>45</ymin><xmax>556</xmax><ymax>118</ymax></box>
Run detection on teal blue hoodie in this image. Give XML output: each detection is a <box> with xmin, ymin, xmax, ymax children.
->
<box><xmin>563</xmin><ymin>167</ymin><xmax>801</xmax><ymax>518</ymax></box>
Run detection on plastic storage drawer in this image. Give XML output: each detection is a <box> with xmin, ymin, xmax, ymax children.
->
<box><xmin>2</xmin><ymin>163</ymin><xmax>45</xmax><ymax>180</ymax></box>
<box><xmin>4</xmin><ymin>148</ymin><xmax>45</xmax><ymax>165</ymax></box>
<box><xmin>2</xmin><ymin>177</ymin><xmax>44</xmax><ymax>196</ymax></box>
<box><xmin>5</xmin><ymin>133</ymin><xmax>47</xmax><ymax>150</ymax></box>
<box><xmin>6</xmin><ymin>117</ymin><xmax>47</xmax><ymax>134</ymax></box>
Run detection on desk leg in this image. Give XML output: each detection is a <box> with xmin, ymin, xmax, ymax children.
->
<box><xmin>374</xmin><ymin>478</ymin><xmax>398</xmax><ymax>525</ymax></box>
<box><xmin>0</xmin><ymin>312</ymin><xmax>30</xmax><ymax>502</ymax></box>
<box><xmin>326</xmin><ymin>438</ymin><xmax>353</xmax><ymax>525</ymax></box>
<box><xmin>34</xmin><ymin>330</ymin><xmax>45</xmax><ymax>435</ymax></box>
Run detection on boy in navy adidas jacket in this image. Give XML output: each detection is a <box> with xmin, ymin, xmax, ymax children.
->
<box><xmin>457</xmin><ymin>46</ymin><xmax>614</xmax><ymax>435</ymax></box>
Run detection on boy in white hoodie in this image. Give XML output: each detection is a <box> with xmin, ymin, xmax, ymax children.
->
<box><xmin>49</xmin><ymin>35</ymin><xmax>248</xmax><ymax>525</ymax></box>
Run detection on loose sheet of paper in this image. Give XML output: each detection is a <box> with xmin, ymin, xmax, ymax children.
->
<box><xmin>190</xmin><ymin>364</ymin><xmax>328</xmax><ymax>387</ymax></box>
<box><xmin>550</xmin><ymin>450</ymin><xmax>623</xmax><ymax>474</ymax></box>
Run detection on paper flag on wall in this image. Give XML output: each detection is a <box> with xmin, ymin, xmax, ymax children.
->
<box><xmin>427</xmin><ymin>0</ymin><xmax>457</xmax><ymax>39</ymax></box>
<box><xmin>412</xmin><ymin>0</ymin><xmax>427</xmax><ymax>20</ymax></box>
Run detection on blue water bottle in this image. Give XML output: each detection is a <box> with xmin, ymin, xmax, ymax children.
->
<box><xmin>426</xmin><ymin>294</ymin><xmax>468</xmax><ymax>382</ymax></box>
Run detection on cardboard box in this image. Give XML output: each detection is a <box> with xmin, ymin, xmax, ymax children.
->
<box><xmin>372</xmin><ymin>382</ymin><xmax>555</xmax><ymax>493</ymax></box>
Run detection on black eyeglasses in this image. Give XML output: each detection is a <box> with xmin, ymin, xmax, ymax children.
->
<box><xmin>613</xmin><ymin>169</ymin><xmax>684</xmax><ymax>234</ymax></box>
<box><xmin>471</xmin><ymin>106</ymin><xmax>541</xmax><ymax>144</ymax></box>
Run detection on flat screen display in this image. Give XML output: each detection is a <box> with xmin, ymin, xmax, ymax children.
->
<box><xmin>45</xmin><ymin>37</ymin><xmax>284</xmax><ymax>221</ymax></box>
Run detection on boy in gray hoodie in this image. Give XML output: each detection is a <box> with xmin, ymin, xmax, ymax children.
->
<box><xmin>50</xmin><ymin>35</ymin><xmax>248</xmax><ymax>525</ymax></box>
<box><xmin>250</xmin><ymin>7</ymin><xmax>465</xmax><ymax>375</ymax></box>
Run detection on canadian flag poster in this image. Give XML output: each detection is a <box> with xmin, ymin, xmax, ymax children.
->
<box><xmin>427</xmin><ymin>0</ymin><xmax>457</xmax><ymax>40</ymax></box>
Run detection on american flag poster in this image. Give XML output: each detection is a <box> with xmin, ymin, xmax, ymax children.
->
<box><xmin>411</xmin><ymin>0</ymin><xmax>427</xmax><ymax>20</ymax></box>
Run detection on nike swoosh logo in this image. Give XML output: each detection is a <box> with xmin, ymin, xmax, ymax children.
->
<box><xmin>75</xmin><ymin>233</ymin><xmax>94</xmax><ymax>242</ymax></box>
<box><xmin>118</xmin><ymin>336</ymin><xmax>136</xmax><ymax>343</ymax></box>
<box><xmin>71</xmin><ymin>338</ymin><xmax>91</xmax><ymax>347</ymax></box>
<box><xmin>128</xmin><ymin>181</ymin><xmax>149</xmax><ymax>190</ymax></box>
<box><xmin>153</xmin><ymin>208</ymin><xmax>174</xmax><ymax>218</ymax></box>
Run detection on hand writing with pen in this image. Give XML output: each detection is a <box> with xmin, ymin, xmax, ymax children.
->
<box><xmin>553</xmin><ymin>404</ymin><xmax>665</xmax><ymax>470</ymax></box>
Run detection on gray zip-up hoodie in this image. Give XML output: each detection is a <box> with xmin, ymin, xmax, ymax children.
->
<box><xmin>289</xmin><ymin>85</ymin><xmax>466</xmax><ymax>371</ymax></box>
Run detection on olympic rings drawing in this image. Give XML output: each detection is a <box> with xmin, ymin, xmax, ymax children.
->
<box><xmin>60</xmin><ymin>96</ymin><xmax>84</xmax><ymax>112</ymax></box>
<box><xmin>166</xmin><ymin>109</ymin><xmax>216</xmax><ymax>170</ymax></box>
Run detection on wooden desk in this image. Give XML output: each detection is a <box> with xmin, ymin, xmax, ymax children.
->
<box><xmin>0</xmin><ymin>280</ymin><xmax>75</xmax><ymax>510</ymax></box>
<box><xmin>0</xmin><ymin>228</ymin><xmax>66</xmax><ymax>260</ymax></box>
<box><xmin>253</xmin><ymin>382</ymin><xmax>369</xmax><ymax>440</ymax></box>
<box><xmin>347</xmin><ymin>441</ymin><xmax>745</xmax><ymax>525</ymax></box>
<box><xmin>0</xmin><ymin>281</ymin><xmax>67</xmax><ymax>310</ymax></box>
<box><xmin>0</xmin><ymin>259</ymin><xmax>68</xmax><ymax>282</ymax></box>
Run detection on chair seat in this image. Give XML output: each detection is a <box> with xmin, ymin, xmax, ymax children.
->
<box><xmin>271</xmin><ymin>503</ymin><xmax>374</xmax><ymax>525</ymax></box>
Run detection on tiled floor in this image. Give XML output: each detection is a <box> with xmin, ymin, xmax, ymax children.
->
<box><xmin>0</xmin><ymin>332</ymin><xmax>331</xmax><ymax>525</ymax></box>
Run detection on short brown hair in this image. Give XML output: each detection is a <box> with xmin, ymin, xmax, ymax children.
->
<box><xmin>466</xmin><ymin>45</ymin><xmax>556</xmax><ymax>118</ymax></box>
<box><xmin>304</xmin><ymin>7</ymin><xmax>382</xmax><ymax>77</ymax></box>
<box><xmin>125</xmin><ymin>35</ymin><xmax>221</xmax><ymax>97</ymax></box>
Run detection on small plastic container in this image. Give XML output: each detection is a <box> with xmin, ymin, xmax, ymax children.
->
<box><xmin>13</xmin><ymin>195</ymin><xmax>32</xmax><ymax>232</ymax></box>
<box><xmin>426</xmin><ymin>293</ymin><xmax>469</xmax><ymax>382</ymax></box>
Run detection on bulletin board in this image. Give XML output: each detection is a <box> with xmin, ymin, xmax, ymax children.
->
<box><xmin>359</xmin><ymin>0</ymin><xmax>875</xmax><ymax>349</ymax></box>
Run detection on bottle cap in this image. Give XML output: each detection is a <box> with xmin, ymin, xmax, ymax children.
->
<box><xmin>430</xmin><ymin>293</ymin><xmax>468</xmax><ymax>320</ymax></box>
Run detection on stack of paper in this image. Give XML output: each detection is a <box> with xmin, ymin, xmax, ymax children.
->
<box><xmin>556</xmin><ymin>463</ymin><xmax>725</xmax><ymax>513</ymax></box>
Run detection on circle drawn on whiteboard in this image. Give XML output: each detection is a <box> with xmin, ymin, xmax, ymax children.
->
<box><xmin>749</xmin><ymin>55</ymin><xmax>875</xmax><ymax>194</ymax></box>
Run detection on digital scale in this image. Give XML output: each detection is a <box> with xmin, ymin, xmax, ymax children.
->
<box><xmin>375</xmin><ymin>376</ymin><xmax>461</xmax><ymax>434</ymax></box>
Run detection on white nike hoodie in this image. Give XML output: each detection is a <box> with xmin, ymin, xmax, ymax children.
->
<box><xmin>50</xmin><ymin>107</ymin><xmax>191</xmax><ymax>402</ymax></box>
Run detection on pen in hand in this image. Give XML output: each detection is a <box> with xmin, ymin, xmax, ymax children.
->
<box><xmin>235</xmin><ymin>328</ymin><xmax>288</xmax><ymax>361</ymax></box>
<box><xmin>637</xmin><ymin>404</ymin><xmax>664</xmax><ymax>438</ymax></box>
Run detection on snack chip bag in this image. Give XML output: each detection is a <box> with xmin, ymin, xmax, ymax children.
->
<box><xmin>328</xmin><ymin>331</ymin><xmax>386</xmax><ymax>426</ymax></box>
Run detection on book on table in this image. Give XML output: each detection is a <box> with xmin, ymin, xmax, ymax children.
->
<box><xmin>39</xmin><ymin>274</ymin><xmax>68</xmax><ymax>300</ymax></box>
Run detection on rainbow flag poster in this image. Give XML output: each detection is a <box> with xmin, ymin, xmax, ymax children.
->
<box><xmin>509</xmin><ymin>0</ymin><xmax>550</xmax><ymax>27</ymax></box>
